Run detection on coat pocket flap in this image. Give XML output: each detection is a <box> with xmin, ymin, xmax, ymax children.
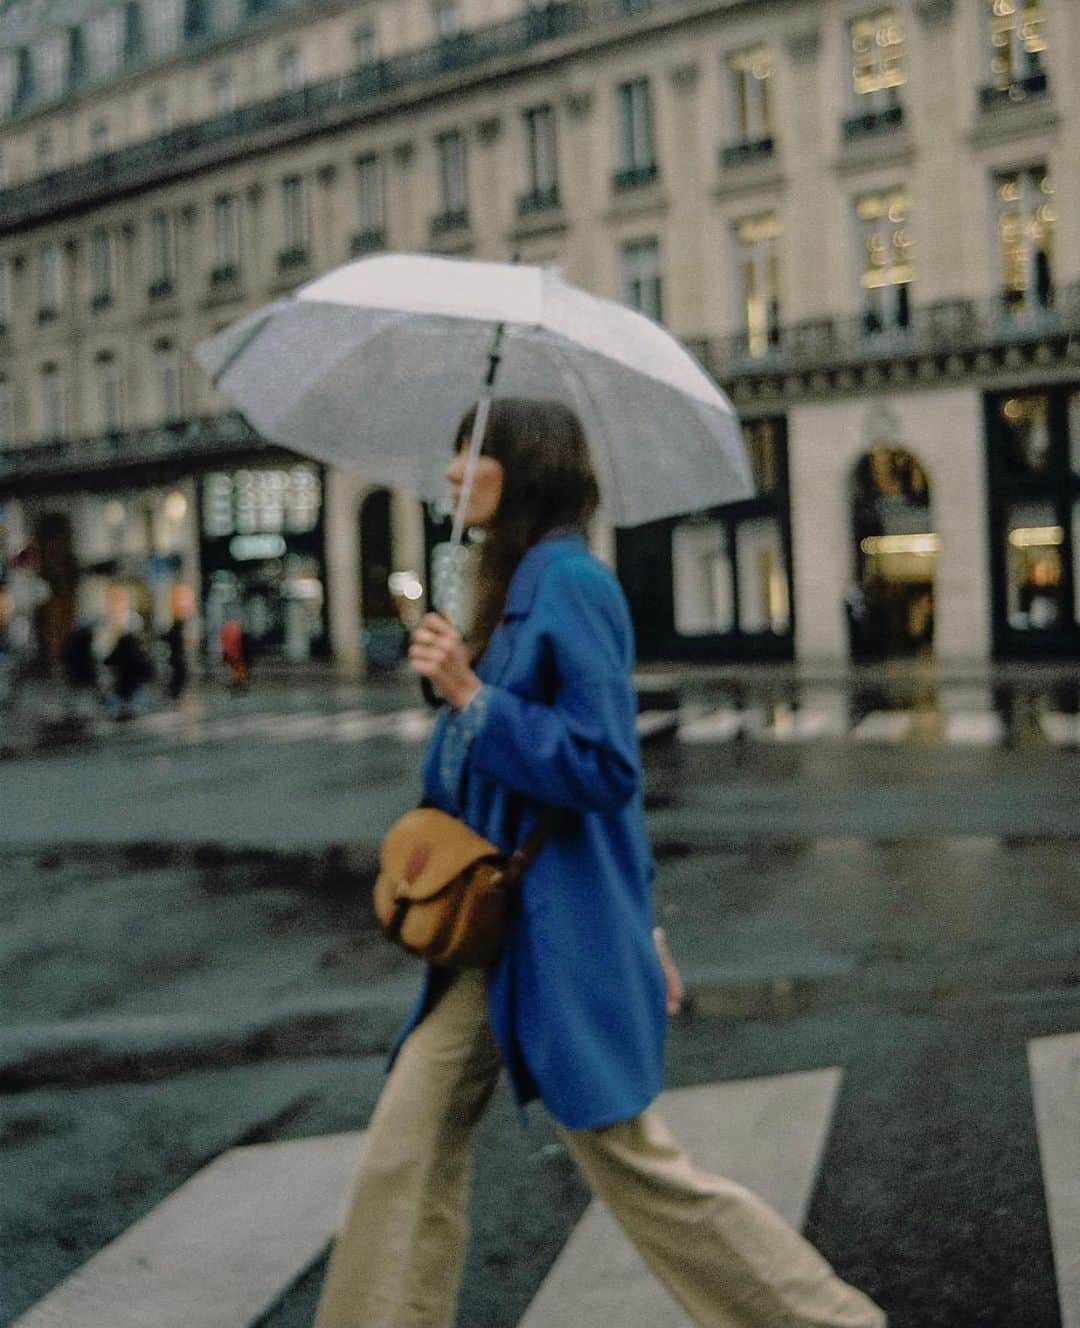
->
<box><xmin>379</xmin><ymin>807</ymin><xmax>503</xmax><ymax>903</ymax></box>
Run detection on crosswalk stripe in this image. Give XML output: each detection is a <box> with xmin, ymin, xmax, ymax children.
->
<box><xmin>677</xmin><ymin>706</ymin><xmax>747</xmax><ymax>744</ymax></box>
<box><xmin>516</xmin><ymin>1069</ymin><xmax>843</xmax><ymax>1328</ymax></box>
<box><xmin>943</xmin><ymin>712</ymin><xmax>1006</xmax><ymax>746</ymax></box>
<box><xmin>851</xmin><ymin>710</ymin><xmax>913</xmax><ymax>743</ymax></box>
<box><xmin>1029</xmin><ymin>1033</ymin><xmax>1080</xmax><ymax>1328</ymax></box>
<box><xmin>10</xmin><ymin>1132</ymin><xmax>364</xmax><ymax>1328</ymax></box>
<box><xmin>1040</xmin><ymin>713</ymin><xmax>1080</xmax><ymax>747</ymax></box>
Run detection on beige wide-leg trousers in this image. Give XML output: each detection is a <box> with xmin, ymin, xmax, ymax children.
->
<box><xmin>314</xmin><ymin>970</ymin><xmax>886</xmax><ymax>1328</ymax></box>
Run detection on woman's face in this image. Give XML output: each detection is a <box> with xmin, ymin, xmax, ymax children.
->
<box><xmin>446</xmin><ymin>445</ymin><xmax>504</xmax><ymax>528</ymax></box>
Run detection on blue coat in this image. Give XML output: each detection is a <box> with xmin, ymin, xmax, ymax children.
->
<box><xmin>390</xmin><ymin>531</ymin><xmax>667</xmax><ymax>1130</ymax></box>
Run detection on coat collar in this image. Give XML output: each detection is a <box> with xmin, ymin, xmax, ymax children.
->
<box><xmin>503</xmin><ymin>529</ymin><xmax>589</xmax><ymax>618</ymax></box>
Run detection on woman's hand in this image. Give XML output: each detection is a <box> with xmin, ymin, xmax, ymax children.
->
<box><xmin>653</xmin><ymin>927</ymin><xmax>685</xmax><ymax>1016</ymax></box>
<box><xmin>408</xmin><ymin>613</ymin><xmax>481</xmax><ymax>711</ymax></box>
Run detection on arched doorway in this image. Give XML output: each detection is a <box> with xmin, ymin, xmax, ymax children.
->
<box><xmin>848</xmin><ymin>447</ymin><xmax>936</xmax><ymax>661</ymax></box>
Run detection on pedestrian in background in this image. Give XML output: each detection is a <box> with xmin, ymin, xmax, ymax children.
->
<box><xmin>314</xmin><ymin>399</ymin><xmax>885</xmax><ymax>1328</ymax></box>
<box><xmin>161</xmin><ymin>617</ymin><xmax>189</xmax><ymax>700</ymax></box>
<box><xmin>59</xmin><ymin>620</ymin><xmax>102</xmax><ymax>720</ymax></box>
<box><xmin>219</xmin><ymin>618</ymin><xmax>249</xmax><ymax>690</ymax></box>
<box><xmin>104</xmin><ymin>620</ymin><xmax>154</xmax><ymax>721</ymax></box>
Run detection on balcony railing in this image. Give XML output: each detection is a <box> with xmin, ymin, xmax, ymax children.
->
<box><xmin>148</xmin><ymin>277</ymin><xmax>175</xmax><ymax>300</ymax></box>
<box><xmin>350</xmin><ymin>227</ymin><xmax>386</xmax><ymax>256</ymax></box>
<box><xmin>613</xmin><ymin>161</ymin><xmax>659</xmax><ymax>191</ymax></box>
<box><xmin>430</xmin><ymin>208</ymin><xmax>470</xmax><ymax>237</ymax></box>
<box><xmin>978</xmin><ymin>68</ymin><xmax>1049</xmax><ymax>112</ymax></box>
<box><xmin>90</xmin><ymin>291</ymin><xmax>113</xmax><ymax>312</ymax></box>
<box><xmin>0</xmin><ymin>412</ymin><xmax>269</xmax><ymax>485</ymax></box>
<box><xmin>842</xmin><ymin>102</ymin><xmax>904</xmax><ymax>142</ymax></box>
<box><xmin>517</xmin><ymin>183</ymin><xmax>561</xmax><ymax>216</ymax></box>
<box><xmin>695</xmin><ymin>284</ymin><xmax>1080</xmax><ymax>381</ymax></box>
<box><xmin>0</xmin><ymin>1</ymin><xmax>588</xmax><ymax>235</ymax></box>
<box><xmin>720</xmin><ymin>137</ymin><xmax>774</xmax><ymax>169</ymax></box>
<box><xmin>277</xmin><ymin>245</ymin><xmax>310</xmax><ymax>272</ymax></box>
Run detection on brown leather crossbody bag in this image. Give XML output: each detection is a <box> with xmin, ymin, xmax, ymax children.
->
<box><xmin>373</xmin><ymin>807</ymin><xmax>554</xmax><ymax>968</ymax></box>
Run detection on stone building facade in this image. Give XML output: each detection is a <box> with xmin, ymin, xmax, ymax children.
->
<box><xmin>0</xmin><ymin>0</ymin><xmax>1077</xmax><ymax>669</ymax></box>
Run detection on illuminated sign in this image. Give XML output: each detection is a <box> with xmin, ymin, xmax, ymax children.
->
<box><xmin>229</xmin><ymin>534</ymin><xmax>287</xmax><ymax>561</ymax></box>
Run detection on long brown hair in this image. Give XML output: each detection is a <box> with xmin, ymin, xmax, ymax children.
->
<box><xmin>453</xmin><ymin>397</ymin><xmax>600</xmax><ymax>659</ymax></box>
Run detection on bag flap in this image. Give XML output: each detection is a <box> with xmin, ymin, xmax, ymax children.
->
<box><xmin>380</xmin><ymin>808</ymin><xmax>502</xmax><ymax>902</ymax></box>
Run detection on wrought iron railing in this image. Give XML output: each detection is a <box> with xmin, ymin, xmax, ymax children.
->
<box><xmin>517</xmin><ymin>184</ymin><xmax>561</xmax><ymax>216</ymax></box>
<box><xmin>693</xmin><ymin>284</ymin><xmax>1080</xmax><ymax>381</ymax></box>
<box><xmin>0</xmin><ymin>412</ymin><xmax>268</xmax><ymax>483</ymax></box>
<box><xmin>719</xmin><ymin>137</ymin><xmax>774</xmax><ymax>169</ymax></box>
<box><xmin>978</xmin><ymin>69</ymin><xmax>1049</xmax><ymax>112</ymax></box>
<box><xmin>841</xmin><ymin>102</ymin><xmax>904</xmax><ymax>142</ymax></box>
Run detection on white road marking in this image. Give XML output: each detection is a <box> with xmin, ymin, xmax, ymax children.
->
<box><xmin>851</xmin><ymin>710</ymin><xmax>913</xmax><ymax>743</ymax></box>
<box><xmin>1029</xmin><ymin>1033</ymin><xmax>1080</xmax><ymax>1328</ymax></box>
<box><xmin>942</xmin><ymin>711</ymin><xmax>1006</xmax><ymax>746</ymax></box>
<box><xmin>10</xmin><ymin>1132</ymin><xmax>364</xmax><ymax>1328</ymax></box>
<box><xmin>517</xmin><ymin>1069</ymin><xmax>843</xmax><ymax>1328</ymax></box>
<box><xmin>636</xmin><ymin>709</ymin><xmax>681</xmax><ymax>738</ymax></box>
<box><xmin>1040</xmin><ymin>713</ymin><xmax>1080</xmax><ymax>747</ymax></box>
<box><xmin>760</xmin><ymin>705</ymin><xmax>848</xmax><ymax>743</ymax></box>
<box><xmin>677</xmin><ymin>706</ymin><xmax>747</xmax><ymax>744</ymax></box>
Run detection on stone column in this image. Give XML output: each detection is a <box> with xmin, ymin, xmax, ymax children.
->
<box><xmin>782</xmin><ymin>25</ymin><xmax>827</xmax><ymax>322</ymax></box>
<box><xmin>324</xmin><ymin>464</ymin><xmax>363</xmax><ymax>676</ymax></box>
<box><xmin>912</xmin><ymin>0</ymin><xmax>965</xmax><ymax>298</ymax></box>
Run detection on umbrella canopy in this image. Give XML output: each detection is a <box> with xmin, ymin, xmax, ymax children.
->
<box><xmin>193</xmin><ymin>253</ymin><xmax>753</xmax><ymax>528</ymax></box>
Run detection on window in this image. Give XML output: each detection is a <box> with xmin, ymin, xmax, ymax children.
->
<box><xmin>353</xmin><ymin>24</ymin><xmax>378</xmax><ymax>64</ymax></box>
<box><xmin>155</xmin><ymin>341</ymin><xmax>183</xmax><ymax>422</ymax></box>
<box><xmin>36</xmin><ymin>134</ymin><xmax>53</xmax><ymax>170</ymax></box>
<box><xmin>354</xmin><ymin>154</ymin><xmax>384</xmax><ymax>234</ymax></box>
<box><xmin>213</xmin><ymin>194</ymin><xmax>240</xmax><ymax>274</ymax></box>
<box><xmin>0</xmin><ymin>54</ymin><xmax>16</xmax><ymax>115</ymax></box>
<box><xmin>35</xmin><ymin>36</ymin><xmax>66</xmax><ymax>101</ymax></box>
<box><xmin>436</xmin><ymin>131</ymin><xmax>468</xmax><ymax>214</ymax></box>
<box><xmin>856</xmin><ymin>188</ymin><xmax>913</xmax><ymax>333</ymax></box>
<box><xmin>90</xmin><ymin>228</ymin><xmax>113</xmax><ymax>306</ymax></box>
<box><xmin>729</xmin><ymin>46</ymin><xmax>772</xmax><ymax>143</ymax></box>
<box><xmin>735</xmin><ymin>214</ymin><xmax>782</xmax><ymax>356</ymax></box>
<box><xmin>0</xmin><ymin>258</ymin><xmax>9</xmax><ymax>330</ymax></box>
<box><xmin>95</xmin><ymin>354</ymin><xmax>124</xmax><ymax>433</ymax></box>
<box><xmin>0</xmin><ymin>378</ymin><xmax>12</xmax><ymax>446</ymax></box>
<box><xmin>523</xmin><ymin>105</ymin><xmax>558</xmax><ymax>201</ymax></box>
<box><xmin>986</xmin><ymin>0</ymin><xmax>1047</xmax><ymax>92</ymax></box>
<box><xmin>742</xmin><ymin>417</ymin><xmax>783</xmax><ymax>493</ymax></box>
<box><xmin>282</xmin><ymin>176</ymin><xmax>308</xmax><ymax>252</ymax></box>
<box><xmin>39</xmin><ymin>365</ymin><xmax>65</xmax><ymax>440</ymax></box>
<box><xmin>39</xmin><ymin>244</ymin><xmax>61</xmax><ymax>317</ymax></box>
<box><xmin>148</xmin><ymin>91</ymin><xmax>170</xmax><ymax>134</ymax></box>
<box><xmin>736</xmin><ymin>518</ymin><xmax>790</xmax><ymax>633</ymax></box>
<box><xmin>91</xmin><ymin>119</ymin><xmax>110</xmax><ymax>153</ymax></box>
<box><xmin>279</xmin><ymin>46</ymin><xmax>304</xmax><ymax>91</ymax></box>
<box><xmin>620</xmin><ymin>238</ymin><xmax>663</xmax><ymax>322</ymax></box>
<box><xmin>210</xmin><ymin>67</ymin><xmax>235</xmax><ymax>115</ymax></box>
<box><xmin>1004</xmin><ymin>499</ymin><xmax>1065</xmax><ymax>630</ymax></box>
<box><xmin>146</xmin><ymin>0</ymin><xmax>183</xmax><ymax>52</ymax></box>
<box><xmin>150</xmin><ymin>212</ymin><xmax>176</xmax><ymax>288</ymax></box>
<box><xmin>616</xmin><ymin>79</ymin><xmax>655</xmax><ymax>175</ymax></box>
<box><xmin>997</xmin><ymin>393</ymin><xmax>1052</xmax><ymax>476</ymax></box>
<box><xmin>87</xmin><ymin>10</ymin><xmax>123</xmax><ymax>77</ymax></box>
<box><xmin>995</xmin><ymin>166</ymin><xmax>1054</xmax><ymax>316</ymax></box>
<box><xmin>0</xmin><ymin>149</ymin><xmax>7</xmax><ymax>187</ymax></box>
<box><xmin>850</xmin><ymin>11</ymin><xmax>905</xmax><ymax>106</ymax></box>
<box><xmin>433</xmin><ymin>0</ymin><xmax>461</xmax><ymax>39</ymax></box>
<box><xmin>673</xmin><ymin>522</ymin><xmax>734</xmax><ymax>635</ymax></box>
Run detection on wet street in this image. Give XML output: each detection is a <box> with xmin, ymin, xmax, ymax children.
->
<box><xmin>1</xmin><ymin>664</ymin><xmax>1079</xmax><ymax>1328</ymax></box>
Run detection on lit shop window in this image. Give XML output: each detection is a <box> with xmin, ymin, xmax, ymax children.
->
<box><xmin>996</xmin><ymin>167</ymin><xmax>1055</xmax><ymax>316</ymax></box>
<box><xmin>997</xmin><ymin>394</ymin><xmax>1052</xmax><ymax>475</ymax></box>
<box><xmin>742</xmin><ymin>417</ymin><xmax>783</xmax><ymax>493</ymax></box>
<box><xmin>987</xmin><ymin>0</ymin><xmax>1047</xmax><ymax>92</ymax></box>
<box><xmin>672</xmin><ymin>522</ymin><xmax>734</xmax><ymax>636</ymax></box>
<box><xmin>735</xmin><ymin>213</ymin><xmax>781</xmax><ymax>357</ymax></box>
<box><xmin>850</xmin><ymin>10</ymin><xmax>905</xmax><ymax>106</ymax></box>
<box><xmin>1005</xmin><ymin>501</ymin><xmax>1064</xmax><ymax>630</ymax></box>
<box><xmin>737</xmin><ymin>517</ymin><xmax>790</xmax><ymax>634</ymax></box>
<box><xmin>729</xmin><ymin>46</ymin><xmax>772</xmax><ymax>143</ymax></box>
<box><xmin>202</xmin><ymin>467</ymin><xmax>321</xmax><ymax>538</ymax></box>
<box><xmin>856</xmin><ymin>188</ymin><xmax>913</xmax><ymax>333</ymax></box>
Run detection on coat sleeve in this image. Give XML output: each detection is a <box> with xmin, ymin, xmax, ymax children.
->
<box><xmin>467</xmin><ymin>556</ymin><xmax>640</xmax><ymax>813</ymax></box>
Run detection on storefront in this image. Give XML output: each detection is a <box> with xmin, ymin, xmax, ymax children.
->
<box><xmin>198</xmin><ymin>462</ymin><xmax>329</xmax><ymax>661</ymax></box>
<box><xmin>615</xmin><ymin>416</ymin><xmax>794</xmax><ymax>661</ymax></box>
<box><xmin>985</xmin><ymin>385</ymin><xmax>1080</xmax><ymax>659</ymax></box>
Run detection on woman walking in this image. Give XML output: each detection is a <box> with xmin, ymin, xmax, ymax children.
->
<box><xmin>315</xmin><ymin>398</ymin><xmax>885</xmax><ymax>1328</ymax></box>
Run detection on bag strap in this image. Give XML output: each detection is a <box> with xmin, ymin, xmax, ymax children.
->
<box><xmin>503</xmin><ymin>809</ymin><xmax>562</xmax><ymax>886</ymax></box>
